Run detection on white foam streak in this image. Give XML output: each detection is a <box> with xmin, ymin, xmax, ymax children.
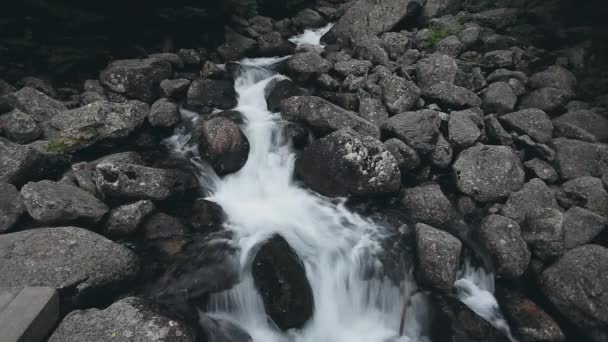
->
<box><xmin>289</xmin><ymin>23</ymin><xmax>334</xmax><ymax>47</ymax></box>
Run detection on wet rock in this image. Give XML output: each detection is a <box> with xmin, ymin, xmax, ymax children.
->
<box><xmin>48</xmin><ymin>297</ymin><xmax>195</xmax><ymax>342</ymax></box>
<box><xmin>296</xmin><ymin>129</ymin><xmax>400</xmax><ymax>197</ymax></box>
<box><xmin>496</xmin><ymin>288</ymin><xmax>565</xmax><ymax>342</ymax></box>
<box><xmin>195</xmin><ymin>117</ymin><xmax>249</xmax><ymax>175</ymax></box>
<box><xmin>4</xmin><ymin>87</ymin><xmax>67</xmax><ymax>122</ymax></box>
<box><xmin>47</xmin><ymin>100</ymin><xmax>149</xmax><ymax>153</ymax></box>
<box><xmin>149</xmin><ymin>98</ymin><xmax>179</xmax><ymax>128</ymax></box>
<box><xmin>21</xmin><ymin>180</ymin><xmax>108</xmax><ymax>224</ymax></box>
<box><xmin>381</xmin><ymin>109</ymin><xmax>441</xmax><ymax>155</ymax></box>
<box><xmin>189</xmin><ymin>198</ymin><xmax>225</xmax><ymax>231</ymax></box>
<box><xmin>453</xmin><ymin>145</ymin><xmax>525</xmax><ymax>202</ymax></box>
<box><xmin>0</xmin><ymin>182</ymin><xmax>24</xmax><ymax>233</ymax></box>
<box><xmin>94</xmin><ymin>162</ymin><xmax>194</xmax><ymax>201</ymax></box>
<box><xmin>253</xmin><ymin>235</ymin><xmax>313</xmax><ymax>330</ymax></box>
<box><xmin>479</xmin><ymin>214</ymin><xmax>530</xmax><ymax>278</ymax></box>
<box><xmin>415</xmin><ymin>54</ymin><xmax>458</xmax><ymax>90</ymax></box>
<box><xmin>379</xmin><ymin>75</ymin><xmax>421</xmax><ymax>114</ymax></box>
<box><xmin>280</xmin><ymin>96</ymin><xmax>379</xmax><ymax>138</ymax></box>
<box><xmin>143</xmin><ymin>213</ymin><xmax>187</xmax><ymax>242</ymax></box>
<box><xmin>559</xmin><ymin>176</ymin><xmax>608</xmax><ymax>217</ymax></box>
<box><xmin>448</xmin><ymin>108</ymin><xmax>481</xmax><ymax>148</ymax></box>
<box><xmin>217</xmin><ymin>28</ymin><xmax>256</xmax><ymax>61</ymax></box>
<box><xmin>501</xmin><ymin>178</ymin><xmax>558</xmax><ymax>224</ymax></box>
<box><xmin>529</xmin><ymin>65</ymin><xmax>576</xmax><ymax>95</ymax></box>
<box><xmin>523</xmin><ymin>158</ymin><xmax>558</xmax><ymax>183</ymax></box>
<box><xmin>202</xmin><ymin>62</ymin><xmax>226</xmax><ymax>80</ymax></box>
<box><xmin>482</xmin><ymin>82</ymin><xmax>516</xmax><ymax>114</ymax></box>
<box><xmin>293</xmin><ymin>9</ymin><xmax>325</xmax><ymax>28</ymax></box>
<box><xmin>433</xmin><ymin>295</ymin><xmax>510</xmax><ymax>342</ymax></box>
<box><xmin>423</xmin><ymin>82</ymin><xmax>481</xmax><ymax>110</ymax></box>
<box><xmin>199</xmin><ymin>315</ymin><xmax>252</xmax><ymax>342</ymax></box>
<box><xmin>562</xmin><ymin>206</ymin><xmax>607</xmax><ymax>250</ymax></box>
<box><xmin>104</xmin><ymin>200</ymin><xmax>155</xmax><ymax>237</ymax></box>
<box><xmin>554</xmin><ymin>110</ymin><xmax>608</xmax><ymax>142</ymax></box>
<box><xmin>186</xmin><ymin>78</ymin><xmax>236</xmax><ymax>113</ymax></box>
<box><xmin>524</xmin><ymin>208</ymin><xmax>565</xmax><ymax>260</ymax></box>
<box><xmin>334</xmin><ymin>59</ymin><xmax>373</xmax><ymax>77</ymax></box>
<box><xmin>0</xmin><ymin>108</ymin><xmax>41</xmax><ymax>143</ymax></box>
<box><xmin>358</xmin><ymin>98</ymin><xmax>389</xmax><ymax>126</ymax></box>
<box><xmin>403</xmin><ymin>183</ymin><xmax>453</xmax><ymax>228</ymax></box>
<box><xmin>519</xmin><ymin>88</ymin><xmax>572</xmax><ymax>114</ymax></box>
<box><xmin>383</xmin><ymin>138</ymin><xmax>420</xmax><ymax>173</ymax></box>
<box><xmin>0</xmin><ymin>227</ymin><xmax>139</xmax><ymax>306</ymax></box>
<box><xmin>431</xmin><ymin>133</ymin><xmax>453</xmax><ymax>168</ymax></box>
<box><xmin>286</xmin><ymin>52</ymin><xmax>332</xmax><ymax>81</ymax></box>
<box><xmin>99</xmin><ymin>58</ymin><xmax>172</xmax><ymax>103</ymax></box>
<box><xmin>160</xmin><ymin>79</ymin><xmax>190</xmax><ymax>99</ymax></box>
<box><xmin>499</xmin><ymin>109</ymin><xmax>554</xmax><ymax>143</ymax></box>
<box><xmin>266</xmin><ymin>79</ymin><xmax>306</xmax><ymax>113</ymax></box>
<box><xmin>541</xmin><ymin>245</ymin><xmax>608</xmax><ymax>342</ymax></box>
<box><xmin>415</xmin><ymin>223</ymin><xmax>461</xmax><ymax>290</ymax></box>
<box><xmin>257</xmin><ymin>32</ymin><xmax>296</xmax><ymax>57</ymax></box>
<box><xmin>380</xmin><ymin>32</ymin><xmax>410</xmax><ymax>60</ymax></box>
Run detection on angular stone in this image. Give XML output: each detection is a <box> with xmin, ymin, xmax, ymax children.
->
<box><xmin>550</xmin><ymin>138</ymin><xmax>600</xmax><ymax>180</ymax></box>
<box><xmin>104</xmin><ymin>200</ymin><xmax>155</xmax><ymax>237</ymax></box>
<box><xmin>358</xmin><ymin>98</ymin><xmax>389</xmax><ymax>126</ymax></box>
<box><xmin>333</xmin><ymin>59</ymin><xmax>372</xmax><ymax>77</ymax></box>
<box><xmin>482</xmin><ymin>82</ymin><xmax>516</xmax><ymax>114</ymax></box>
<box><xmin>149</xmin><ymin>98</ymin><xmax>179</xmax><ymax>128</ymax></box>
<box><xmin>0</xmin><ymin>183</ymin><xmax>24</xmax><ymax>233</ymax></box>
<box><xmin>448</xmin><ymin>108</ymin><xmax>481</xmax><ymax>148</ymax></box>
<box><xmin>379</xmin><ymin>75</ymin><xmax>421</xmax><ymax>114</ymax></box>
<box><xmin>0</xmin><ymin>286</ymin><xmax>59</xmax><ymax>342</ymax></box>
<box><xmin>501</xmin><ymin>178</ymin><xmax>558</xmax><ymax>224</ymax></box>
<box><xmin>524</xmin><ymin>158</ymin><xmax>559</xmax><ymax>183</ymax></box>
<box><xmin>216</xmin><ymin>28</ymin><xmax>256</xmax><ymax>61</ymax></box>
<box><xmin>257</xmin><ymin>32</ymin><xmax>296</xmax><ymax>57</ymax></box>
<box><xmin>416</xmin><ymin>54</ymin><xmax>459</xmax><ymax>90</ymax></box>
<box><xmin>0</xmin><ymin>109</ymin><xmax>41</xmax><ymax>144</ymax></box>
<box><xmin>563</xmin><ymin>206</ymin><xmax>607</xmax><ymax>250</ymax></box>
<box><xmin>160</xmin><ymin>79</ymin><xmax>190</xmax><ymax>99</ymax></box>
<box><xmin>381</xmin><ymin>109</ymin><xmax>442</xmax><ymax>155</ymax></box>
<box><xmin>529</xmin><ymin>65</ymin><xmax>576</xmax><ymax>95</ymax></box>
<box><xmin>4</xmin><ymin>87</ymin><xmax>67</xmax><ymax>123</ymax></box>
<box><xmin>286</xmin><ymin>52</ymin><xmax>331</xmax><ymax>77</ymax></box>
<box><xmin>479</xmin><ymin>214</ymin><xmax>530</xmax><ymax>278</ymax></box>
<box><xmin>431</xmin><ymin>133</ymin><xmax>453</xmax><ymax>168</ymax></box>
<box><xmin>383</xmin><ymin>138</ymin><xmax>420</xmax><ymax>173</ymax></box>
<box><xmin>402</xmin><ymin>183</ymin><xmax>453</xmax><ymax>228</ymax></box>
<box><xmin>266</xmin><ymin>79</ymin><xmax>306</xmax><ymax>113</ymax></box>
<box><xmin>186</xmin><ymin>78</ymin><xmax>236</xmax><ymax>112</ymax></box>
<box><xmin>415</xmin><ymin>223</ymin><xmax>462</xmax><ymax>290</ymax></box>
<box><xmin>499</xmin><ymin>109</ymin><xmax>554</xmax><ymax>143</ymax></box>
<box><xmin>525</xmin><ymin>208</ymin><xmax>565</xmax><ymax>260</ymax></box>
<box><xmin>99</xmin><ymin>58</ymin><xmax>172</xmax><ymax>103</ymax></box>
<box><xmin>560</xmin><ymin>176</ymin><xmax>608</xmax><ymax>217</ymax></box>
<box><xmin>554</xmin><ymin>110</ymin><xmax>608</xmax><ymax>142</ymax></box>
<box><xmin>519</xmin><ymin>87</ymin><xmax>572</xmax><ymax>114</ymax></box>
<box><xmin>423</xmin><ymin>82</ymin><xmax>481</xmax><ymax>110</ymax></box>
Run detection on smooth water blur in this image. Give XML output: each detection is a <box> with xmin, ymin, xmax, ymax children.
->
<box><xmin>289</xmin><ymin>23</ymin><xmax>334</xmax><ymax>46</ymax></box>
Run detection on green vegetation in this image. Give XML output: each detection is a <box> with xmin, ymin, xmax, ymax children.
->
<box><xmin>45</xmin><ymin>126</ymin><xmax>100</xmax><ymax>154</ymax></box>
<box><xmin>420</xmin><ymin>27</ymin><xmax>458</xmax><ymax>50</ymax></box>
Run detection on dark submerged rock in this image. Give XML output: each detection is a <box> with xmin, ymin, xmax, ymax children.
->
<box><xmin>99</xmin><ymin>58</ymin><xmax>172</xmax><ymax>103</ymax></box>
<box><xmin>195</xmin><ymin>117</ymin><xmax>250</xmax><ymax>176</ymax></box>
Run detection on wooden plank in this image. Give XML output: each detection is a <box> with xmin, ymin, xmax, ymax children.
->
<box><xmin>0</xmin><ymin>287</ymin><xmax>59</xmax><ymax>342</ymax></box>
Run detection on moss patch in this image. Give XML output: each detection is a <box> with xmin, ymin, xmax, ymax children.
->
<box><xmin>420</xmin><ymin>27</ymin><xmax>458</xmax><ymax>50</ymax></box>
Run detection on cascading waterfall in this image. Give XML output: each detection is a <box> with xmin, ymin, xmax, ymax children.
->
<box><xmin>165</xmin><ymin>27</ymin><xmax>515</xmax><ymax>342</ymax></box>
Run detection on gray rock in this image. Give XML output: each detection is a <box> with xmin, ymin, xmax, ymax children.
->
<box><xmin>479</xmin><ymin>214</ymin><xmax>530</xmax><ymax>278</ymax></box>
<box><xmin>560</xmin><ymin>176</ymin><xmax>608</xmax><ymax>217</ymax></box>
<box><xmin>0</xmin><ymin>182</ymin><xmax>24</xmax><ymax>233</ymax></box>
<box><xmin>434</xmin><ymin>35</ymin><xmax>464</xmax><ymax>58</ymax></box>
<box><xmin>529</xmin><ymin>65</ymin><xmax>576</xmax><ymax>95</ymax></box>
<box><xmin>48</xmin><ymin>297</ymin><xmax>195</xmax><ymax>342</ymax></box>
<box><xmin>460</xmin><ymin>26</ymin><xmax>481</xmax><ymax>48</ymax></box>
<box><xmin>149</xmin><ymin>98</ymin><xmax>180</xmax><ymax>128</ymax></box>
<box><xmin>379</xmin><ymin>75</ymin><xmax>421</xmax><ymax>114</ymax></box>
<box><xmin>482</xmin><ymin>82</ymin><xmax>517</xmax><ymax>114</ymax></box>
<box><xmin>0</xmin><ymin>108</ymin><xmax>41</xmax><ymax>143</ymax></box>
<box><xmin>541</xmin><ymin>245</ymin><xmax>608</xmax><ymax>342</ymax></box>
<box><xmin>423</xmin><ymin>82</ymin><xmax>481</xmax><ymax>110</ymax></box>
<box><xmin>217</xmin><ymin>28</ymin><xmax>256</xmax><ymax>61</ymax></box>
<box><xmin>160</xmin><ymin>79</ymin><xmax>190</xmax><ymax>99</ymax></box>
<box><xmin>186</xmin><ymin>78</ymin><xmax>236</xmax><ymax>112</ymax></box>
<box><xmin>383</xmin><ymin>138</ymin><xmax>420</xmax><ymax>173</ymax></box>
<box><xmin>554</xmin><ymin>110</ymin><xmax>608</xmax><ymax>142</ymax></box>
<box><xmin>499</xmin><ymin>109</ymin><xmax>554</xmax><ymax>143</ymax></box>
<box><xmin>104</xmin><ymin>200</ymin><xmax>155</xmax><ymax>237</ymax></box>
<box><xmin>326</xmin><ymin>0</ymin><xmax>419</xmax><ymax>43</ymax></box>
<box><xmin>4</xmin><ymin>87</ymin><xmax>67</xmax><ymax>122</ymax></box>
<box><xmin>358</xmin><ymin>98</ymin><xmax>388</xmax><ymax>126</ymax></box>
<box><xmin>316</xmin><ymin>73</ymin><xmax>340</xmax><ymax>90</ymax></box>
<box><xmin>415</xmin><ymin>223</ymin><xmax>462</xmax><ymax>290</ymax></box>
<box><xmin>448</xmin><ymin>108</ymin><xmax>481</xmax><ymax>148</ymax></box>
<box><xmin>195</xmin><ymin>117</ymin><xmax>250</xmax><ymax>175</ymax></box>
<box><xmin>99</xmin><ymin>58</ymin><xmax>172</xmax><ymax>103</ymax></box>
<box><xmin>402</xmin><ymin>182</ymin><xmax>453</xmax><ymax>228</ymax></box>
<box><xmin>266</xmin><ymin>79</ymin><xmax>306</xmax><ymax>113</ymax></box>
<box><xmin>94</xmin><ymin>162</ymin><xmax>194</xmax><ymax>201</ymax></box>
<box><xmin>201</xmin><ymin>61</ymin><xmax>226</xmax><ymax>80</ymax></box>
<box><xmin>257</xmin><ymin>32</ymin><xmax>296</xmax><ymax>57</ymax></box>
<box><xmin>487</xmin><ymin>69</ymin><xmax>528</xmax><ymax>84</ymax></box>
<box><xmin>431</xmin><ymin>133</ymin><xmax>453</xmax><ymax>168</ymax></box>
<box><xmin>80</xmin><ymin>91</ymin><xmax>107</xmax><ymax>105</ymax></box>
<box><xmin>296</xmin><ymin>129</ymin><xmax>400</xmax><ymax>197</ymax></box>
<box><xmin>524</xmin><ymin>158</ymin><xmax>558</xmax><ymax>183</ymax></box>
<box><xmin>422</xmin><ymin>0</ymin><xmax>462</xmax><ymax>21</ymax></box>
<box><xmin>482</xmin><ymin>50</ymin><xmax>514</xmax><ymax>69</ymax></box>
<box><xmin>333</xmin><ymin>59</ymin><xmax>372</xmax><ymax>77</ymax></box>
<box><xmin>563</xmin><ymin>206</ymin><xmax>606</xmax><ymax>250</ymax></box>
<box><xmin>280</xmin><ymin>96</ymin><xmax>379</xmax><ymax>138</ymax></box>
<box><xmin>47</xmin><ymin>100</ymin><xmax>149</xmax><ymax>153</ymax></box>
<box><xmin>0</xmin><ymin>79</ymin><xmax>16</xmax><ymax>96</ymax></box>
<box><xmin>453</xmin><ymin>145</ymin><xmax>525</xmax><ymax>202</ymax></box>
<box><xmin>177</xmin><ymin>48</ymin><xmax>202</xmax><ymax>67</ymax></box>
<box><xmin>524</xmin><ymin>208</ymin><xmax>565</xmax><ymax>260</ymax></box>
<box><xmin>0</xmin><ymin>227</ymin><xmax>139</xmax><ymax>306</ymax></box>
<box><xmin>501</xmin><ymin>178</ymin><xmax>558</xmax><ymax>224</ymax></box>
<box><xmin>519</xmin><ymin>88</ymin><xmax>572</xmax><ymax>114</ymax></box>
<box><xmin>286</xmin><ymin>52</ymin><xmax>332</xmax><ymax>79</ymax></box>
<box><xmin>293</xmin><ymin>9</ymin><xmax>325</xmax><ymax>28</ymax></box>
<box><xmin>381</xmin><ymin>109</ymin><xmax>442</xmax><ymax>154</ymax></box>
<box><xmin>484</xmin><ymin>114</ymin><xmax>513</xmax><ymax>145</ymax></box>
<box><xmin>380</xmin><ymin>32</ymin><xmax>410</xmax><ymax>60</ymax></box>
<box><xmin>353</xmin><ymin>37</ymin><xmax>390</xmax><ymax>66</ymax></box>
<box><xmin>21</xmin><ymin>180</ymin><xmax>108</xmax><ymax>224</ymax></box>
<box><xmin>416</xmin><ymin>54</ymin><xmax>459</xmax><ymax>90</ymax></box>
<box><xmin>550</xmin><ymin>138</ymin><xmax>601</xmax><ymax>180</ymax></box>
<box><xmin>554</xmin><ymin>121</ymin><xmax>598</xmax><ymax>143</ymax></box>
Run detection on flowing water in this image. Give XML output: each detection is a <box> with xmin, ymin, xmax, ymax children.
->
<box><xmin>165</xmin><ymin>28</ymin><xmax>515</xmax><ymax>342</ymax></box>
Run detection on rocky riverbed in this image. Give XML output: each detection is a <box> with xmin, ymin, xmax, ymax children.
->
<box><xmin>1</xmin><ymin>0</ymin><xmax>607</xmax><ymax>341</ymax></box>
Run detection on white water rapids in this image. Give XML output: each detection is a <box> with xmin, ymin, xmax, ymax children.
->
<box><xmin>165</xmin><ymin>28</ymin><xmax>515</xmax><ymax>342</ymax></box>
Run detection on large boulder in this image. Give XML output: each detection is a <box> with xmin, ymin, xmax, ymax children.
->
<box><xmin>0</xmin><ymin>182</ymin><xmax>25</xmax><ymax>233</ymax></box>
<box><xmin>48</xmin><ymin>297</ymin><xmax>195</xmax><ymax>342</ymax></box>
<box><xmin>266</xmin><ymin>79</ymin><xmax>306</xmax><ymax>113</ymax></box>
<box><xmin>296</xmin><ymin>129</ymin><xmax>400</xmax><ymax>197</ymax></box>
<box><xmin>99</xmin><ymin>58</ymin><xmax>172</xmax><ymax>103</ymax></box>
<box><xmin>280</xmin><ymin>96</ymin><xmax>379</xmax><ymax>138</ymax></box>
<box><xmin>253</xmin><ymin>235</ymin><xmax>313</xmax><ymax>330</ymax></box>
<box><xmin>381</xmin><ymin>109</ymin><xmax>442</xmax><ymax>155</ymax></box>
<box><xmin>554</xmin><ymin>110</ymin><xmax>608</xmax><ymax>142</ymax></box>
<box><xmin>448</xmin><ymin>108</ymin><xmax>482</xmax><ymax>148</ymax></box>
<box><xmin>0</xmin><ymin>109</ymin><xmax>41</xmax><ymax>143</ymax></box>
<box><xmin>402</xmin><ymin>183</ymin><xmax>454</xmax><ymax>228</ymax></box>
<box><xmin>217</xmin><ymin>28</ymin><xmax>257</xmax><ymax>61</ymax></box>
<box><xmin>149</xmin><ymin>98</ymin><xmax>180</xmax><ymax>128</ymax></box>
<box><xmin>21</xmin><ymin>180</ymin><xmax>108</xmax><ymax>224</ymax></box>
<box><xmin>518</xmin><ymin>87</ymin><xmax>572</xmax><ymax>114</ymax></box>
<box><xmin>481</xmin><ymin>82</ymin><xmax>517</xmax><ymax>114</ymax></box>
<box><xmin>479</xmin><ymin>214</ymin><xmax>530</xmax><ymax>278</ymax></box>
<box><xmin>453</xmin><ymin>145</ymin><xmax>525</xmax><ymax>202</ymax></box>
<box><xmin>379</xmin><ymin>75</ymin><xmax>421</xmax><ymax>114</ymax></box>
<box><xmin>0</xmin><ymin>227</ymin><xmax>139</xmax><ymax>306</ymax></box>
<box><xmin>416</xmin><ymin>54</ymin><xmax>459</xmax><ymax>90</ymax></box>
<box><xmin>195</xmin><ymin>117</ymin><xmax>250</xmax><ymax>175</ymax></box>
<box><xmin>47</xmin><ymin>100</ymin><xmax>149</xmax><ymax>153</ymax></box>
<box><xmin>423</xmin><ymin>82</ymin><xmax>481</xmax><ymax>110</ymax></box>
<box><xmin>286</xmin><ymin>52</ymin><xmax>332</xmax><ymax>80</ymax></box>
<box><xmin>4</xmin><ymin>87</ymin><xmax>67</xmax><ymax>122</ymax></box>
<box><xmin>325</xmin><ymin>0</ymin><xmax>419</xmax><ymax>44</ymax></box>
<box><xmin>383</xmin><ymin>138</ymin><xmax>421</xmax><ymax>173</ymax></box>
<box><xmin>0</xmin><ymin>138</ymin><xmax>42</xmax><ymax>185</ymax></box>
<box><xmin>501</xmin><ymin>178</ymin><xmax>558</xmax><ymax>224</ymax></box>
<box><xmin>550</xmin><ymin>138</ymin><xmax>602</xmax><ymax>180</ymax></box>
<box><xmin>529</xmin><ymin>65</ymin><xmax>576</xmax><ymax>95</ymax></box>
<box><xmin>562</xmin><ymin>206</ymin><xmax>606</xmax><ymax>250</ymax></box>
<box><xmin>186</xmin><ymin>78</ymin><xmax>236</xmax><ymax>113</ymax></box>
<box><xmin>541</xmin><ymin>245</ymin><xmax>608</xmax><ymax>342</ymax></box>
<box><xmin>499</xmin><ymin>109</ymin><xmax>554</xmax><ymax>143</ymax></box>
<box><xmin>415</xmin><ymin>223</ymin><xmax>462</xmax><ymax>290</ymax></box>
<box><xmin>524</xmin><ymin>208</ymin><xmax>565</xmax><ymax>260</ymax></box>
<box><xmin>559</xmin><ymin>176</ymin><xmax>608</xmax><ymax>217</ymax></box>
